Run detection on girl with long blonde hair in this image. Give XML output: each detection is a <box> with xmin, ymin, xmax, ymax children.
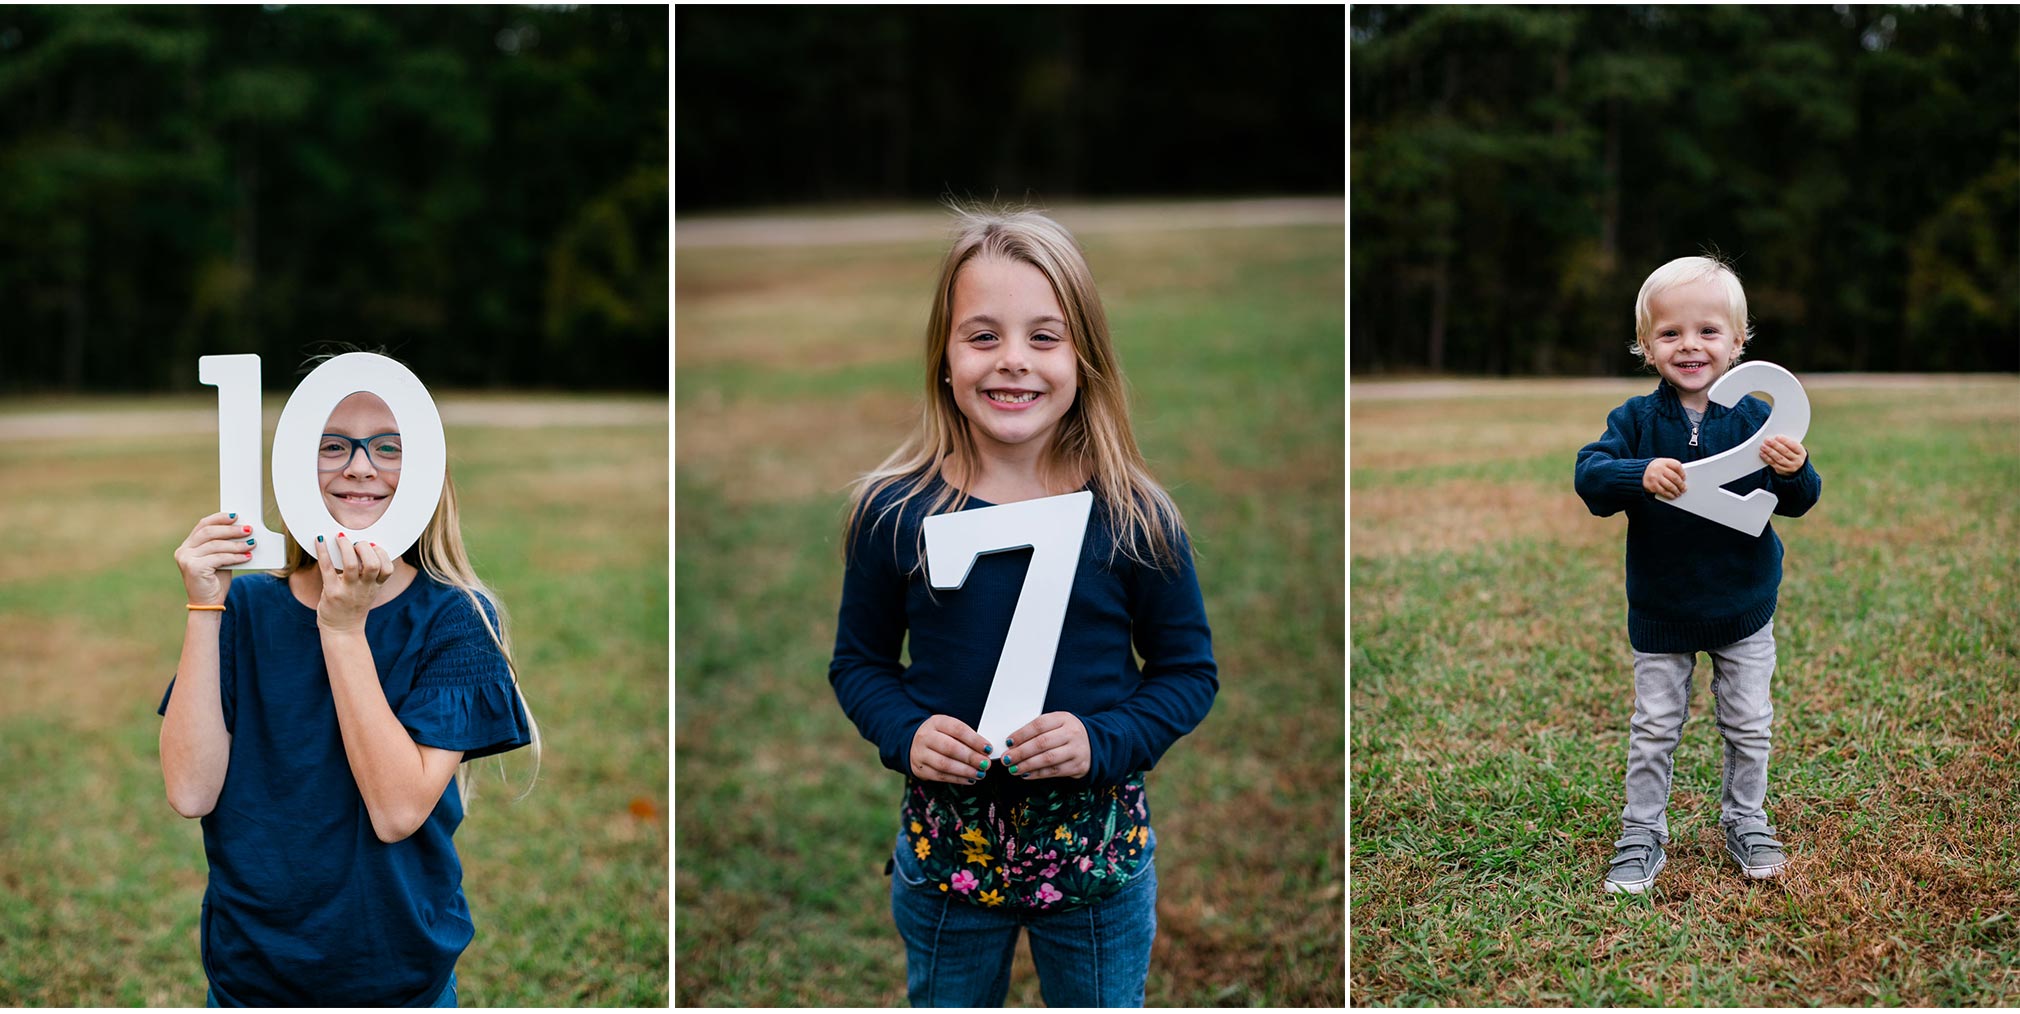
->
<box><xmin>830</xmin><ymin>208</ymin><xmax>1218</xmax><ymax>1006</ymax></box>
<box><xmin>160</xmin><ymin>373</ymin><xmax>538</xmax><ymax>1007</ymax></box>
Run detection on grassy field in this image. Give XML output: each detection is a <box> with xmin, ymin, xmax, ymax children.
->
<box><xmin>1350</xmin><ymin>377</ymin><xmax>2020</xmax><ymax>1005</ymax></box>
<box><xmin>0</xmin><ymin>399</ymin><xmax>669</xmax><ymax>1005</ymax></box>
<box><xmin>674</xmin><ymin>219</ymin><xmax>1346</xmax><ymax>1004</ymax></box>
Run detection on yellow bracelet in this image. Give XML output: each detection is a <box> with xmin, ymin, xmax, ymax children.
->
<box><xmin>186</xmin><ymin>604</ymin><xmax>227</xmax><ymax>612</ymax></box>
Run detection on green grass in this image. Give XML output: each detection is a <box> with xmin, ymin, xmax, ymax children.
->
<box><xmin>674</xmin><ymin>222</ymin><xmax>1345</xmax><ymax>1005</ymax></box>
<box><xmin>0</xmin><ymin>401</ymin><xmax>669</xmax><ymax>1006</ymax></box>
<box><xmin>1350</xmin><ymin>379</ymin><xmax>2020</xmax><ymax>1005</ymax></box>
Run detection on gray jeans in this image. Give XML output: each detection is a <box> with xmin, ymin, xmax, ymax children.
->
<box><xmin>1621</xmin><ymin>620</ymin><xmax>1776</xmax><ymax>842</ymax></box>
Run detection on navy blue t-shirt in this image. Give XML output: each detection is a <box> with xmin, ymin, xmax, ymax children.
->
<box><xmin>158</xmin><ymin>572</ymin><xmax>533</xmax><ymax>1007</ymax></box>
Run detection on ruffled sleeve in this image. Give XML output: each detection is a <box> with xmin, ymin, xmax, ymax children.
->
<box><xmin>395</xmin><ymin>591</ymin><xmax>534</xmax><ymax>761</ymax></box>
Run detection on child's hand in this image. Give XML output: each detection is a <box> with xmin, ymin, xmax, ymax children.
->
<box><xmin>1642</xmin><ymin>458</ymin><xmax>1687</xmax><ymax>500</ymax></box>
<box><xmin>1001</xmin><ymin>712</ymin><xmax>1091</xmax><ymax>781</ymax></box>
<box><xmin>315</xmin><ymin>533</ymin><xmax>396</xmax><ymax>633</ymax></box>
<box><xmin>1761</xmin><ymin>435</ymin><xmax>1808</xmax><ymax>476</ymax></box>
<box><xmin>175</xmin><ymin>512</ymin><xmax>252</xmax><ymax>606</ymax></box>
<box><xmin>910</xmin><ymin>715</ymin><xmax>994</xmax><ymax>784</ymax></box>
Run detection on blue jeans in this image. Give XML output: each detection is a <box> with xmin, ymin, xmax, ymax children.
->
<box><xmin>205</xmin><ymin>972</ymin><xmax>457</xmax><ymax>1007</ymax></box>
<box><xmin>889</xmin><ymin>830</ymin><xmax>1157</xmax><ymax>1007</ymax></box>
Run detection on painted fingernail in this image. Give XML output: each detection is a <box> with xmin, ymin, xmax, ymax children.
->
<box><xmin>228</xmin><ymin>513</ymin><xmax>237</xmax><ymax>520</ymax></box>
<box><xmin>246</xmin><ymin>538</ymin><xmax>255</xmax><ymax>545</ymax></box>
<box><xmin>968</xmin><ymin>778</ymin><xmax>978</xmax><ymax>784</ymax></box>
<box><xmin>978</xmin><ymin>762</ymin><xmax>989</xmax><ymax>775</ymax></box>
<box><xmin>337</xmin><ymin>532</ymin><xmax>346</xmax><ymax>539</ymax></box>
<box><xmin>1005</xmin><ymin>737</ymin><xmax>1015</xmax><ymax>747</ymax></box>
<box><xmin>1008</xmin><ymin>764</ymin><xmax>1019</xmax><ymax>775</ymax></box>
<box><xmin>317</xmin><ymin>535</ymin><xmax>324</xmax><ymax>542</ymax></box>
<box><xmin>243</xmin><ymin>526</ymin><xmax>251</xmax><ymax>534</ymax></box>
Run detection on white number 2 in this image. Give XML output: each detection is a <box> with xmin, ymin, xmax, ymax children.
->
<box><xmin>922</xmin><ymin>491</ymin><xmax>1093</xmax><ymax>760</ymax></box>
<box><xmin>1673</xmin><ymin>360</ymin><xmax>1811</xmax><ymax>537</ymax></box>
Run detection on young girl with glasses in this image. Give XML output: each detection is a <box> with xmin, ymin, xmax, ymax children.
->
<box><xmin>160</xmin><ymin>382</ymin><xmax>539</xmax><ymax>1007</ymax></box>
<box><xmin>829</xmin><ymin>209</ymin><xmax>1218</xmax><ymax>1006</ymax></box>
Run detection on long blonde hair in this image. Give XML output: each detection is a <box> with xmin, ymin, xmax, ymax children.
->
<box><xmin>844</xmin><ymin>206</ymin><xmax>1189</xmax><ymax>571</ymax></box>
<box><xmin>278</xmin><ymin>469</ymin><xmax>543</xmax><ymax>810</ymax></box>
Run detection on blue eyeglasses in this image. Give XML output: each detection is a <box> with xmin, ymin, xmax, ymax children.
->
<box><xmin>318</xmin><ymin>433</ymin><xmax>404</xmax><ymax>473</ymax></box>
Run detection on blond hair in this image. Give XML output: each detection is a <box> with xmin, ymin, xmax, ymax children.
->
<box><xmin>278</xmin><ymin>459</ymin><xmax>542</xmax><ymax>811</ymax></box>
<box><xmin>1629</xmin><ymin>254</ymin><xmax>1755</xmax><ymax>365</ymax></box>
<box><xmin>844</xmin><ymin>207</ymin><xmax>1188</xmax><ymax>570</ymax></box>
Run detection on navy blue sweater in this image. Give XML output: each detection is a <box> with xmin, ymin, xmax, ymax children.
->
<box><xmin>1575</xmin><ymin>381</ymin><xmax>1822</xmax><ymax>653</ymax></box>
<box><xmin>828</xmin><ymin>478</ymin><xmax>1217</xmax><ymax>795</ymax></box>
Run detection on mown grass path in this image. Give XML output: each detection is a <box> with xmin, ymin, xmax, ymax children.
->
<box><xmin>675</xmin><ymin>218</ymin><xmax>1345</xmax><ymax>1005</ymax></box>
<box><xmin>0</xmin><ymin>396</ymin><xmax>668</xmax><ymax>1005</ymax></box>
<box><xmin>1350</xmin><ymin>377</ymin><xmax>2020</xmax><ymax>1005</ymax></box>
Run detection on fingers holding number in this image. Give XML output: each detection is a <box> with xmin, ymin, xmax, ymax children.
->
<box><xmin>175</xmin><ymin>511</ymin><xmax>255</xmax><ymax>604</ymax></box>
<box><xmin>366</xmin><ymin>540</ymin><xmax>397</xmax><ymax>584</ymax></box>
<box><xmin>1645</xmin><ymin>438</ymin><xmax>1806</xmax><ymax>499</ymax></box>
<box><xmin>910</xmin><ymin>715</ymin><xmax>993</xmax><ymax>784</ymax></box>
<box><xmin>315</xmin><ymin>533</ymin><xmax>393</xmax><ymax>631</ymax></box>
<box><xmin>1642</xmin><ymin>458</ymin><xmax>1687</xmax><ymax>500</ymax></box>
<box><xmin>1760</xmin><ymin>435</ymin><xmax>1808</xmax><ymax>476</ymax></box>
<box><xmin>1002</xmin><ymin>712</ymin><xmax>1090</xmax><ymax>781</ymax></box>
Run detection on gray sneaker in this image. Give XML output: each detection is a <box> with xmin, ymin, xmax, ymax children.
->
<box><xmin>1725</xmin><ymin>823</ymin><xmax>1788</xmax><ymax>879</ymax></box>
<box><xmin>1604</xmin><ymin>831</ymin><xmax>1666</xmax><ymax>894</ymax></box>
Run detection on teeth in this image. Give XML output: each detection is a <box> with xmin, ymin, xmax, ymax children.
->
<box><xmin>988</xmin><ymin>391</ymin><xmax>1038</xmax><ymax>403</ymax></box>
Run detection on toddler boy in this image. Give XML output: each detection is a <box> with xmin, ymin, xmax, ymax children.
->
<box><xmin>1573</xmin><ymin>256</ymin><xmax>1822</xmax><ymax>894</ymax></box>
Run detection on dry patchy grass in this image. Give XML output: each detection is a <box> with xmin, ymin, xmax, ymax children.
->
<box><xmin>1351</xmin><ymin>478</ymin><xmax>1612</xmax><ymax>559</ymax></box>
<box><xmin>2</xmin><ymin>402</ymin><xmax>670</xmax><ymax>1006</ymax></box>
<box><xmin>1351</xmin><ymin>377</ymin><xmax>2020</xmax><ymax>1006</ymax></box>
<box><xmin>0</xmin><ymin>614</ymin><xmax>165</xmax><ymax>732</ymax></box>
<box><xmin>1352</xmin><ymin>395</ymin><xmax>1630</xmax><ymax>473</ymax></box>
<box><xmin>675</xmin><ymin>242</ymin><xmax>939</xmax><ymax>369</ymax></box>
<box><xmin>673</xmin><ymin>389</ymin><xmax>914</xmax><ymax>509</ymax></box>
<box><xmin>673</xmin><ymin>217</ymin><xmax>1343</xmax><ymax>1007</ymax></box>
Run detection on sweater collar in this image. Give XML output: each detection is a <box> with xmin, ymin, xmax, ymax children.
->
<box><xmin>1651</xmin><ymin>379</ymin><xmax>1727</xmax><ymax>420</ymax></box>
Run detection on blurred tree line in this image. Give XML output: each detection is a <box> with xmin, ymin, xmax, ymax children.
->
<box><xmin>1352</xmin><ymin>5</ymin><xmax>2018</xmax><ymax>375</ymax></box>
<box><xmin>1</xmin><ymin>5</ymin><xmax>666</xmax><ymax>394</ymax></box>
<box><xmin>675</xmin><ymin>6</ymin><xmax>1343</xmax><ymax>210</ymax></box>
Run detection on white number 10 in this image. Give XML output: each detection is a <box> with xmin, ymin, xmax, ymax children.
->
<box><xmin>923</xmin><ymin>491</ymin><xmax>1093</xmax><ymax>760</ymax></box>
<box><xmin>200</xmin><ymin>352</ymin><xmax>446</xmax><ymax>565</ymax></box>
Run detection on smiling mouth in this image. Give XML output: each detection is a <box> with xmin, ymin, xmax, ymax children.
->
<box><xmin>985</xmin><ymin>390</ymin><xmax>1041</xmax><ymax>404</ymax></box>
<box><xmin>1675</xmin><ymin>361</ymin><xmax>1709</xmax><ymax>371</ymax></box>
<box><xmin>330</xmin><ymin>493</ymin><xmax>388</xmax><ymax>505</ymax></box>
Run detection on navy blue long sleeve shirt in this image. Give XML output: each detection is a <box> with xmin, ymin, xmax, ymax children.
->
<box><xmin>828</xmin><ymin>478</ymin><xmax>1218</xmax><ymax>794</ymax></box>
<box><xmin>1575</xmin><ymin>380</ymin><xmax>1822</xmax><ymax>653</ymax></box>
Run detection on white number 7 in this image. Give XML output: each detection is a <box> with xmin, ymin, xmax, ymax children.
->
<box><xmin>923</xmin><ymin>491</ymin><xmax>1093</xmax><ymax>760</ymax></box>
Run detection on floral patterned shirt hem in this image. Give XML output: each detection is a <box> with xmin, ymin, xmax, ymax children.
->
<box><xmin>901</xmin><ymin>773</ymin><xmax>1149</xmax><ymax>912</ymax></box>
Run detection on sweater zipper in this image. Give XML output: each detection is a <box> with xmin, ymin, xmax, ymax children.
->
<box><xmin>1689</xmin><ymin>418</ymin><xmax>1699</xmax><ymax>447</ymax></box>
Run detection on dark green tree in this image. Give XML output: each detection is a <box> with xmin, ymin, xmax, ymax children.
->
<box><xmin>0</xmin><ymin>6</ymin><xmax>668</xmax><ymax>393</ymax></box>
<box><xmin>1351</xmin><ymin>4</ymin><xmax>2019</xmax><ymax>375</ymax></box>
